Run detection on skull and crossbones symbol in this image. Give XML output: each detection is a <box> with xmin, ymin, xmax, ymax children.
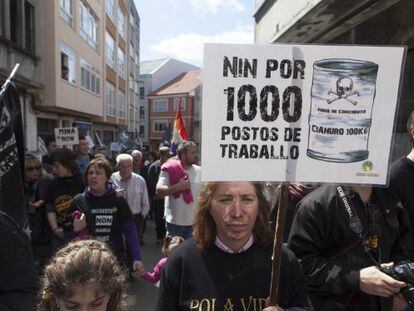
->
<box><xmin>327</xmin><ymin>76</ymin><xmax>360</xmax><ymax>105</ymax></box>
<box><xmin>0</xmin><ymin>105</ymin><xmax>10</xmax><ymax>135</ymax></box>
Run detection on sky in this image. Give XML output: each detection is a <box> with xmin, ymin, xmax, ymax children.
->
<box><xmin>133</xmin><ymin>0</ymin><xmax>255</xmax><ymax>67</ymax></box>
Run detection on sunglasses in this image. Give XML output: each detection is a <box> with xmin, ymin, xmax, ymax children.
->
<box><xmin>26</xmin><ymin>166</ymin><xmax>41</xmax><ymax>172</ymax></box>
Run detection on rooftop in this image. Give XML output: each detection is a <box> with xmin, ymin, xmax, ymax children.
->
<box><xmin>140</xmin><ymin>58</ymin><xmax>169</xmax><ymax>75</ymax></box>
<box><xmin>148</xmin><ymin>70</ymin><xmax>202</xmax><ymax>97</ymax></box>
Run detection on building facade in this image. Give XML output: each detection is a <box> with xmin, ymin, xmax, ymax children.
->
<box><xmin>41</xmin><ymin>0</ymin><xmax>104</xmax><ymax>143</ymax></box>
<box><xmin>139</xmin><ymin>58</ymin><xmax>199</xmax><ymax>147</ymax></box>
<box><xmin>0</xmin><ymin>0</ymin><xmax>44</xmax><ymax>151</ymax></box>
<box><xmin>254</xmin><ymin>0</ymin><xmax>414</xmax><ymax>160</ymax></box>
<box><xmin>95</xmin><ymin>0</ymin><xmax>140</xmax><ymax>146</ymax></box>
<box><xmin>147</xmin><ymin>70</ymin><xmax>202</xmax><ymax>151</ymax></box>
<box><xmin>0</xmin><ymin>0</ymin><xmax>140</xmax><ymax>152</ymax></box>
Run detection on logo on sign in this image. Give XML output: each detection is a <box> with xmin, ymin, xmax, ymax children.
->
<box><xmin>95</xmin><ymin>215</ymin><xmax>113</xmax><ymax>226</ymax></box>
<box><xmin>362</xmin><ymin>161</ymin><xmax>373</xmax><ymax>172</ymax></box>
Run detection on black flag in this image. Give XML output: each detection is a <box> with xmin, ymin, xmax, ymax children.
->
<box><xmin>0</xmin><ymin>80</ymin><xmax>27</xmax><ymax>229</ymax></box>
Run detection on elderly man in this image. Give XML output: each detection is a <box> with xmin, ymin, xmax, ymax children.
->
<box><xmin>156</xmin><ymin>181</ymin><xmax>311</xmax><ymax>311</ymax></box>
<box><xmin>156</xmin><ymin>141</ymin><xmax>202</xmax><ymax>239</ymax></box>
<box><xmin>131</xmin><ymin>150</ymin><xmax>143</xmax><ymax>175</ymax></box>
<box><xmin>111</xmin><ymin>154</ymin><xmax>149</xmax><ymax>245</ymax></box>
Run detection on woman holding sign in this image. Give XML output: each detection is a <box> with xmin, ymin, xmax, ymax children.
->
<box><xmin>155</xmin><ymin>181</ymin><xmax>311</xmax><ymax>311</ymax></box>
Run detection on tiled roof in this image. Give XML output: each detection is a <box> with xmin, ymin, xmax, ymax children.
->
<box><xmin>148</xmin><ymin>70</ymin><xmax>202</xmax><ymax>96</ymax></box>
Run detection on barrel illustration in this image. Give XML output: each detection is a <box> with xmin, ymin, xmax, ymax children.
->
<box><xmin>307</xmin><ymin>59</ymin><xmax>378</xmax><ymax>163</ymax></box>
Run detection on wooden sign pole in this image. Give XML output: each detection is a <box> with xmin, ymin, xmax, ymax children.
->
<box><xmin>269</xmin><ymin>182</ymin><xmax>289</xmax><ymax>306</ymax></box>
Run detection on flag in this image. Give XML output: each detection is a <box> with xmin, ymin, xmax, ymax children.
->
<box><xmin>170</xmin><ymin>99</ymin><xmax>188</xmax><ymax>153</ymax></box>
<box><xmin>94</xmin><ymin>130</ymin><xmax>105</xmax><ymax>147</ymax></box>
<box><xmin>38</xmin><ymin>136</ymin><xmax>47</xmax><ymax>157</ymax></box>
<box><xmin>0</xmin><ymin>71</ymin><xmax>28</xmax><ymax>229</ymax></box>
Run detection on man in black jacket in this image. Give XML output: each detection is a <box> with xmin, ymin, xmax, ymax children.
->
<box><xmin>147</xmin><ymin>146</ymin><xmax>170</xmax><ymax>243</ymax></box>
<box><xmin>389</xmin><ymin>110</ymin><xmax>414</xmax><ymax>244</ymax></box>
<box><xmin>287</xmin><ymin>184</ymin><xmax>414</xmax><ymax>311</ymax></box>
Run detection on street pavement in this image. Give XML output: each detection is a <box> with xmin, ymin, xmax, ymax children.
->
<box><xmin>126</xmin><ymin>218</ymin><xmax>163</xmax><ymax>311</ymax></box>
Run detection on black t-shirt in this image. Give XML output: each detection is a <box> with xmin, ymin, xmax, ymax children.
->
<box><xmin>390</xmin><ymin>156</ymin><xmax>414</xmax><ymax>242</ymax></box>
<box><xmin>156</xmin><ymin>238</ymin><xmax>310</xmax><ymax>311</ymax></box>
<box><xmin>46</xmin><ymin>175</ymin><xmax>85</xmax><ymax>230</ymax></box>
<box><xmin>0</xmin><ymin>211</ymin><xmax>38</xmax><ymax>310</ymax></box>
<box><xmin>70</xmin><ymin>191</ymin><xmax>133</xmax><ymax>261</ymax></box>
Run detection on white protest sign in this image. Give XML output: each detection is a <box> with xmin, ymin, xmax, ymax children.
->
<box><xmin>54</xmin><ymin>127</ymin><xmax>79</xmax><ymax>147</ymax></box>
<box><xmin>202</xmin><ymin>43</ymin><xmax>405</xmax><ymax>185</ymax></box>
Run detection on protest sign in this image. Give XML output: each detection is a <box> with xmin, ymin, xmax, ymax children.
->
<box><xmin>202</xmin><ymin>43</ymin><xmax>405</xmax><ymax>185</ymax></box>
<box><xmin>54</xmin><ymin>127</ymin><xmax>79</xmax><ymax>147</ymax></box>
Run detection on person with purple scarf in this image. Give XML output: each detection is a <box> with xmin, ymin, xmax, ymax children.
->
<box><xmin>68</xmin><ymin>158</ymin><xmax>145</xmax><ymax>277</ymax></box>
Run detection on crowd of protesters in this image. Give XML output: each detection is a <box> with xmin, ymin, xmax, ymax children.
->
<box><xmin>3</xmin><ymin>109</ymin><xmax>414</xmax><ymax>310</ymax></box>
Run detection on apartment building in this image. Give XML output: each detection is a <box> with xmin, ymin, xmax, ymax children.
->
<box><xmin>126</xmin><ymin>0</ymin><xmax>140</xmax><ymax>138</ymax></box>
<box><xmin>91</xmin><ymin>0</ymin><xmax>141</xmax><ymax>146</ymax></box>
<box><xmin>39</xmin><ymin>0</ymin><xmax>103</xmax><ymax>142</ymax></box>
<box><xmin>254</xmin><ymin>0</ymin><xmax>414</xmax><ymax>160</ymax></box>
<box><xmin>147</xmin><ymin>70</ymin><xmax>202</xmax><ymax>151</ymax></box>
<box><xmin>5</xmin><ymin>0</ymin><xmax>141</xmax><ymax>150</ymax></box>
<box><xmin>139</xmin><ymin>58</ymin><xmax>199</xmax><ymax>147</ymax></box>
<box><xmin>0</xmin><ymin>0</ymin><xmax>44</xmax><ymax>151</ymax></box>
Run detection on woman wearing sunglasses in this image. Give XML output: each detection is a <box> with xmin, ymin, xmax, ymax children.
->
<box><xmin>24</xmin><ymin>152</ymin><xmax>53</xmax><ymax>271</ymax></box>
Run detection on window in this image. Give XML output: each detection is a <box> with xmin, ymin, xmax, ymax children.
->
<box><xmin>153</xmin><ymin>99</ymin><xmax>168</xmax><ymax>112</ymax></box>
<box><xmin>105</xmin><ymin>81</ymin><xmax>116</xmax><ymax>117</ymax></box>
<box><xmin>117</xmin><ymin>7</ymin><xmax>125</xmax><ymax>39</ymax></box>
<box><xmin>60</xmin><ymin>43</ymin><xmax>76</xmax><ymax>84</ymax></box>
<box><xmin>10</xmin><ymin>0</ymin><xmax>22</xmax><ymax>45</ymax></box>
<box><xmin>60</xmin><ymin>0</ymin><xmax>72</xmax><ymax>25</ymax></box>
<box><xmin>174</xmin><ymin>97</ymin><xmax>186</xmax><ymax>112</ymax></box>
<box><xmin>80</xmin><ymin>2</ymin><xmax>98</xmax><ymax>50</ymax></box>
<box><xmin>118</xmin><ymin>90</ymin><xmax>126</xmax><ymax>119</ymax></box>
<box><xmin>129</xmin><ymin>41</ymin><xmax>134</xmax><ymax>58</ymax></box>
<box><xmin>139</xmin><ymin>87</ymin><xmax>145</xmax><ymax>99</ymax></box>
<box><xmin>129</xmin><ymin>76</ymin><xmax>134</xmax><ymax>90</ymax></box>
<box><xmin>129</xmin><ymin>89</ymin><xmax>134</xmax><ymax>108</ymax></box>
<box><xmin>139</xmin><ymin>125</ymin><xmax>144</xmax><ymax>138</ymax></box>
<box><xmin>135</xmin><ymin>95</ymin><xmax>140</xmax><ymax>108</ymax></box>
<box><xmin>0</xmin><ymin>1</ymin><xmax>5</xmax><ymax>36</ymax></box>
<box><xmin>117</xmin><ymin>47</ymin><xmax>125</xmax><ymax>79</ymax></box>
<box><xmin>139</xmin><ymin>106</ymin><xmax>145</xmax><ymax>119</ymax></box>
<box><xmin>103</xmin><ymin>130</ymin><xmax>114</xmax><ymax>143</ymax></box>
<box><xmin>24</xmin><ymin>1</ymin><xmax>35</xmax><ymax>52</ymax></box>
<box><xmin>129</xmin><ymin>105</ymin><xmax>134</xmax><ymax>125</ymax></box>
<box><xmin>135</xmin><ymin>52</ymin><xmax>139</xmax><ymax>66</ymax></box>
<box><xmin>154</xmin><ymin>120</ymin><xmax>169</xmax><ymax>133</ymax></box>
<box><xmin>105</xmin><ymin>31</ymin><xmax>115</xmax><ymax>69</ymax></box>
<box><xmin>106</xmin><ymin>0</ymin><xmax>115</xmax><ymax>22</ymax></box>
<box><xmin>134</xmin><ymin>107</ymin><xmax>139</xmax><ymax>122</ymax></box>
<box><xmin>81</xmin><ymin>59</ymin><xmax>100</xmax><ymax>95</ymax></box>
<box><xmin>130</xmin><ymin>13</ymin><xmax>135</xmax><ymax>27</ymax></box>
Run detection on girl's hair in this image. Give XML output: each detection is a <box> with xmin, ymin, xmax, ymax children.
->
<box><xmin>37</xmin><ymin>240</ymin><xmax>126</xmax><ymax>311</ymax></box>
<box><xmin>193</xmin><ymin>182</ymin><xmax>273</xmax><ymax>251</ymax></box>
<box><xmin>162</xmin><ymin>236</ymin><xmax>184</xmax><ymax>255</ymax></box>
<box><xmin>50</xmin><ymin>148</ymin><xmax>78</xmax><ymax>175</ymax></box>
<box><xmin>83</xmin><ymin>158</ymin><xmax>113</xmax><ymax>185</ymax></box>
